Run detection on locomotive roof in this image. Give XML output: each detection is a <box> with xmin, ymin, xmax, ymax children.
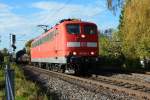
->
<box><xmin>32</xmin><ymin>19</ymin><xmax>96</xmax><ymax>44</ymax></box>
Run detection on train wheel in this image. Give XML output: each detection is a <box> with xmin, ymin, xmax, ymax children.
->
<box><xmin>64</xmin><ymin>64</ymin><xmax>76</xmax><ymax>74</ymax></box>
<box><xmin>60</xmin><ymin>64</ymin><xmax>65</xmax><ymax>73</ymax></box>
<box><xmin>74</xmin><ymin>64</ymin><xmax>80</xmax><ymax>75</ymax></box>
<box><xmin>38</xmin><ymin>62</ymin><xmax>41</xmax><ymax>68</ymax></box>
<box><xmin>33</xmin><ymin>62</ymin><xmax>36</xmax><ymax>67</ymax></box>
<box><xmin>46</xmin><ymin>63</ymin><xmax>49</xmax><ymax>70</ymax></box>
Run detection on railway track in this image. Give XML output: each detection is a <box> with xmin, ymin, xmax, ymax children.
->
<box><xmin>90</xmin><ymin>75</ymin><xmax>150</xmax><ymax>93</ymax></box>
<box><xmin>145</xmin><ymin>72</ymin><xmax>150</xmax><ymax>75</ymax></box>
<box><xmin>109</xmin><ymin>73</ymin><xmax>150</xmax><ymax>84</ymax></box>
<box><xmin>24</xmin><ymin>65</ymin><xmax>150</xmax><ymax>100</ymax></box>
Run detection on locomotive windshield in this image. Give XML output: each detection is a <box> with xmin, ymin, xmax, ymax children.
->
<box><xmin>67</xmin><ymin>24</ymin><xmax>80</xmax><ymax>34</ymax></box>
<box><xmin>84</xmin><ymin>25</ymin><xmax>97</xmax><ymax>34</ymax></box>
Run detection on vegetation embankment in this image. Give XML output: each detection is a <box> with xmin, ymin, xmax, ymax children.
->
<box><xmin>13</xmin><ymin>63</ymin><xmax>49</xmax><ymax>100</ymax></box>
<box><xmin>99</xmin><ymin>0</ymin><xmax>150</xmax><ymax>71</ymax></box>
<box><xmin>0</xmin><ymin>63</ymin><xmax>50</xmax><ymax>100</ymax></box>
<box><xmin>0</xmin><ymin>65</ymin><xmax>5</xmax><ymax>99</ymax></box>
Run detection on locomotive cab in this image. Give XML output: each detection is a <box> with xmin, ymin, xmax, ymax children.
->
<box><xmin>62</xmin><ymin>20</ymin><xmax>99</xmax><ymax>73</ymax></box>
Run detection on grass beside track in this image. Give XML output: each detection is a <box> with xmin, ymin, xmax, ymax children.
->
<box><xmin>0</xmin><ymin>65</ymin><xmax>5</xmax><ymax>99</ymax></box>
<box><xmin>0</xmin><ymin>64</ymin><xmax>50</xmax><ymax>100</ymax></box>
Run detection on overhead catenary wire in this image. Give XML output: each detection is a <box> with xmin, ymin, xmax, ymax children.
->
<box><xmin>46</xmin><ymin>0</ymin><xmax>72</xmax><ymax>21</ymax></box>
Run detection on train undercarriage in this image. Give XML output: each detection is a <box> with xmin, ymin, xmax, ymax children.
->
<box><xmin>32</xmin><ymin>56</ymin><xmax>99</xmax><ymax>74</ymax></box>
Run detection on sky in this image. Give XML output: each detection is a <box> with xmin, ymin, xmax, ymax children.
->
<box><xmin>0</xmin><ymin>0</ymin><xmax>121</xmax><ymax>51</ymax></box>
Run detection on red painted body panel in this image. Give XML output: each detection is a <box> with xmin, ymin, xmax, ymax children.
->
<box><xmin>31</xmin><ymin>24</ymin><xmax>65</xmax><ymax>59</ymax></box>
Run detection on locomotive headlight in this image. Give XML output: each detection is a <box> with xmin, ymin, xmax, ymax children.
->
<box><xmin>81</xmin><ymin>34</ymin><xmax>85</xmax><ymax>38</ymax></box>
<box><xmin>73</xmin><ymin>51</ymin><xmax>77</xmax><ymax>55</ymax></box>
<box><xmin>90</xmin><ymin>51</ymin><xmax>95</xmax><ymax>55</ymax></box>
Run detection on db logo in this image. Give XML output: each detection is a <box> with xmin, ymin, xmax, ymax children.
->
<box><xmin>80</xmin><ymin>42</ymin><xmax>87</xmax><ymax>47</ymax></box>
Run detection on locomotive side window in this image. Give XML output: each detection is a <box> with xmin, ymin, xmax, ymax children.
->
<box><xmin>31</xmin><ymin>30</ymin><xmax>59</xmax><ymax>48</ymax></box>
<box><xmin>67</xmin><ymin>24</ymin><xmax>80</xmax><ymax>34</ymax></box>
<box><xmin>84</xmin><ymin>25</ymin><xmax>97</xmax><ymax>34</ymax></box>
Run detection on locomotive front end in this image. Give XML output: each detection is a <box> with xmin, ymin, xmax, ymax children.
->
<box><xmin>63</xmin><ymin>20</ymin><xmax>99</xmax><ymax>73</ymax></box>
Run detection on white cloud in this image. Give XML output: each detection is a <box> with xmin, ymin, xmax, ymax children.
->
<box><xmin>31</xmin><ymin>1</ymin><xmax>105</xmax><ymax>25</ymax></box>
<box><xmin>0</xmin><ymin>3</ymin><xmax>36</xmax><ymax>50</ymax></box>
<box><xmin>31</xmin><ymin>1</ymin><xmax>60</xmax><ymax>10</ymax></box>
<box><xmin>0</xmin><ymin>3</ymin><xmax>11</xmax><ymax>11</ymax></box>
<box><xmin>0</xmin><ymin>1</ymin><xmax>105</xmax><ymax>35</ymax></box>
<box><xmin>0</xmin><ymin>3</ymin><xmax>31</xmax><ymax>35</ymax></box>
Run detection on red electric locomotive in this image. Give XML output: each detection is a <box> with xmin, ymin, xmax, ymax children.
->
<box><xmin>31</xmin><ymin>19</ymin><xmax>99</xmax><ymax>74</ymax></box>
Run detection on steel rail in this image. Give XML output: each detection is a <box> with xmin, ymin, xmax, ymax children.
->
<box><xmin>5</xmin><ymin>68</ymin><xmax>14</xmax><ymax>100</ymax></box>
<box><xmin>91</xmin><ymin>75</ymin><xmax>150</xmax><ymax>92</ymax></box>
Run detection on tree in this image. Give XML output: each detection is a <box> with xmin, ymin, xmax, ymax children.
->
<box><xmin>16</xmin><ymin>48</ymin><xmax>26</xmax><ymax>62</ymax></box>
<box><xmin>1</xmin><ymin>48</ymin><xmax>10</xmax><ymax>64</ymax></box>
<box><xmin>99</xmin><ymin>29</ymin><xmax>122</xmax><ymax>58</ymax></box>
<box><xmin>25</xmin><ymin>39</ymin><xmax>33</xmax><ymax>63</ymax></box>
<box><xmin>0</xmin><ymin>51</ymin><xmax>4</xmax><ymax>65</ymax></box>
<box><xmin>119</xmin><ymin>0</ymin><xmax>150</xmax><ymax>59</ymax></box>
<box><xmin>107</xmin><ymin>0</ymin><xmax>125</xmax><ymax>13</ymax></box>
<box><xmin>25</xmin><ymin>39</ymin><xmax>33</xmax><ymax>55</ymax></box>
<box><xmin>99</xmin><ymin>33</ymin><xmax>110</xmax><ymax>56</ymax></box>
<box><xmin>1</xmin><ymin>48</ymin><xmax>9</xmax><ymax>56</ymax></box>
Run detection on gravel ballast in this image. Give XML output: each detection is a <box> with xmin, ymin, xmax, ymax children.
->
<box><xmin>110</xmin><ymin>73</ymin><xmax>150</xmax><ymax>83</ymax></box>
<box><xmin>24</xmin><ymin>68</ymin><xmax>139</xmax><ymax>100</ymax></box>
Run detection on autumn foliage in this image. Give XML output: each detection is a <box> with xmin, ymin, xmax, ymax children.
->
<box><xmin>120</xmin><ymin>0</ymin><xmax>150</xmax><ymax>59</ymax></box>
